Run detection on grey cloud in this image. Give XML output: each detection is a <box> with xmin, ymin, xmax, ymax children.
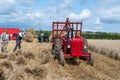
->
<box><xmin>80</xmin><ymin>0</ymin><xmax>87</xmax><ymax>5</ymax></box>
<box><xmin>93</xmin><ymin>0</ymin><xmax>120</xmax><ymax>24</ymax></box>
<box><xmin>17</xmin><ymin>0</ymin><xmax>36</xmax><ymax>6</ymax></box>
<box><xmin>101</xmin><ymin>17</ymin><xmax>120</xmax><ymax>24</ymax></box>
<box><xmin>0</xmin><ymin>8</ymin><xmax>15</xmax><ymax>15</ymax></box>
<box><xmin>0</xmin><ymin>0</ymin><xmax>16</xmax><ymax>15</ymax></box>
<box><xmin>42</xmin><ymin>0</ymin><xmax>74</xmax><ymax>22</ymax></box>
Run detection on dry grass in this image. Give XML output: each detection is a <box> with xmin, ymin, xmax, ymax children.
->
<box><xmin>0</xmin><ymin>41</ymin><xmax>120</xmax><ymax>80</ymax></box>
<box><xmin>0</xmin><ymin>41</ymin><xmax>51</xmax><ymax>80</ymax></box>
<box><xmin>23</xmin><ymin>51</ymin><xmax>35</xmax><ymax>60</ymax></box>
<box><xmin>38</xmin><ymin>50</ymin><xmax>50</xmax><ymax>64</ymax></box>
<box><xmin>0</xmin><ymin>54</ymin><xmax>7</xmax><ymax>59</ymax></box>
<box><xmin>88</xmin><ymin>40</ymin><xmax>120</xmax><ymax>60</ymax></box>
<box><xmin>16</xmin><ymin>56</ymin><xmax>27</xmax><ymax>65</ymax></box>
<box><xmin>1</xmin><ymin>61</ymin><xmax>13</xmax><ymax>70</ymax></box>
<box><xmin>25</xmin><ymin>66</ymin><xmax>46</xmax><ymax>77</ymax></box>
<box><xmin>0</xmin><ymin>67</ymin><xmax>4</xmax><ymax>80</ymax></box>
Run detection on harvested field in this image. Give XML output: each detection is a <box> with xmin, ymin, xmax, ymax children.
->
<box><xmin>88</xmin><ymin>40</ymin><xmax>120</xmax><ymax>60</ymax></box>
<box><xmin>0</xmin><ymin>41</ymin><xmax>120</xmax><ymax>80</ymax></box>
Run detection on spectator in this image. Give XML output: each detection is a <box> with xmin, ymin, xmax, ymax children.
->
<box><xmin>13</xmin><ymin>29</ymin><xmax>25</xmax><ymax>52</ymax></box>
<box><xmin>1</xmin><ymin>29</ymin><xmax>9</xmax><ymax>53</ymax></box>
<box><xmin>40</xmin><ymin>32</ymin><xmax>44</xmax><ymax>42</ymax></box>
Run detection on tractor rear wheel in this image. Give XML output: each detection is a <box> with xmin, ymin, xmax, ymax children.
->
<box><xmin>52</xmin><ymin>39</ymin><xmax>65</xmax><ymax>66</ymax></box>
<box><xmin>87</xmin><ymin>53</ymin><xmax>94</xmax><ymax>66</ymax></box>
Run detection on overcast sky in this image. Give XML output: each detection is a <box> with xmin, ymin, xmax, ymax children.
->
<box><xmin>0</xmin><ymin>0</ymin><xmax>120</xmax><ymax>32</ymax></box>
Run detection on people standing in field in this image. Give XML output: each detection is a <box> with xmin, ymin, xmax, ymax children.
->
<box><xmin>40</xmin><ymin>32</ymin><xmax>44</xmax><ymax>42</ymax></box>
<box><xmin>13</xmin><ymin>29</ymin><xmax>25</xmax><ymax>52</ymax></box>
<box><xmin>1</xmin><ymin>29</ymin><xmax>9</xmax><ymax>53</ymax></box>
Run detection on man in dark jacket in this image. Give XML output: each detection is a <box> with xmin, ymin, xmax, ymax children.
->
<box><xmin>13</xmin><ymin>29</ymin><xmax>25</xmax><ymax>52</ymax></box>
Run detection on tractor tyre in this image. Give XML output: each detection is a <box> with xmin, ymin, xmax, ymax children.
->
<box><xmin>52</xmin><ymin>44</ymin><xmax>55</xmax><ymax>54</ymax></box>
<box><xmin>55</xmin><ymin>39</ymin><xmax>65</xmax><ymax>66</ymax></box>
<box><xmin>87</xmin><ymin>53</ymin><xmax>94</xmax><ymax>66</ymax></box>
<box><xmin>52</xmin><ymin>44</ymin><xmax>59</xmax><ymax>58</ymax></box>
<box><xmin>59</xmin><ymin>50</ymin><xmax>65</xmax><ymax>66</ymax></box>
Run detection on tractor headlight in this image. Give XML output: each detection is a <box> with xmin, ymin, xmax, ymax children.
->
<box><xmin>67</xmin><ymin>45</ymin><xmax>71</xmax><ymax>48</ymax></box>
<box><xmin>83</xmin><ymin>45</ymin><xmax>88</xmax><ymax>53</ymax></box>
<box><xmin>84</xmin><ymin>45</ymin><xmax>87</xmax><ymax>49</ymax></box>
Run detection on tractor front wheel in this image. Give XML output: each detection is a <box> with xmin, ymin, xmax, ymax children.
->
<box><xmin>87</xmin><ymin>53</ymin><xmax>94</xmax><ymax>66</ymax></box>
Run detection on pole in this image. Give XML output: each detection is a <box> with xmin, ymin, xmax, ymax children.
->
<box><xmin>39</xmin><ymin>21</ymin><xmax>41</xmax><ymax>34</ymax></box>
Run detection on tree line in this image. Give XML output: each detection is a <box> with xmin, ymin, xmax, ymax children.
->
<box><xmin>35</xmin><ymin>30</ymin><xmax>120</xmax><ymax>40</ymax></box>
<box><xmin>82</xmin><ymin>32</ymin><xmax>120</xmax><ymax>40</ymax></box>
<box><xmin>36</xmin><ymin>31</ymin><xmax>51</xmax><ymax>37</ymax></box>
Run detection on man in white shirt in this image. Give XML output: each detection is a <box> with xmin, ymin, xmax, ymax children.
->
<box><xmin>1</xmin><ymin>29</ymin><xmax>9</xmax><ymax>53</ymax></box>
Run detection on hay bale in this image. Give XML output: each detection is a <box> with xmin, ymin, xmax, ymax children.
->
<box><xmin>8</xmin><ymin>71</ymin><xmax>28</xmax><ymax>80</ymax></box>
<box><xmin>24</xmin><ymin>32</ymin><xmax>34</xmax><ymax>42</ymax></box>
<box><xmin>28</xmin><ymin>28</ymin><xmax>35</xmax><ymax>34</ymax></box>
<box><xmin>25</xmin><ymin>67</ymin><xmax>46</xmax><ymax>77</ymax></box>
<box><xmin>14</xmin><ymin>74</ymin><xmax>24</xmax><ymax>80</ymax></box>
<box><xmin>23</xmin><ymin>51</ymin><xmax>34</xmax><ymax>59</ymax></box>
<box><xmin>38</xmin><ymin>50</ymin><xmax>50</xmax><ymax>64</ymax></box>
<box><xmin>14</xmin><ymin>50</ymin><xmax>22</xmax><ymax>56</ymax></box>
<box><xmin>16</xmin><ymin>56</ymin><xmax>27</xmax><ymax>65</ymax></box>
<box><xmin>114</xmin><ymin>53</ymin><xmax>120</xmax><ymax>60</ymax></box>
<box><xmin>0</xmin><ymin>67</ymin><xmax>5</xmax><ymax>80</ymax></box>
<box><xmin>24</xmin><ymin>68</ymin><xmax>32</xmax><ymax>74</ymax></box>
<box><xmin>8</xmin><ymin>54</ymin><xmax>16</xmax><ymax>61</ymax></box>
<box><xmin>32</xmin><ymin>68</ymin><xmax>46</xmax><ymax>77</ymax></box>
<box><xmin>88</xmin><ymin>44</ymin><xmax>96</xmax><ymax>52</ymax></box>
<box><xmin>0</xmin><ymin>54</ymin><xmax>7</xmax><ymax>59</ymax></box>
<box><xmin>104</xmin><ymin>49</ymin><xmax>112</xmax><ymax>57</ymax></box>
<box><xmin>88</xmin><ymin>43</ymin><xmax>120</xmax><ymax>61</ymax></box>
<box><xmin>2</xmin><ymin>61</ymin><xmax>13</xmax><ymax>70</ymax></box>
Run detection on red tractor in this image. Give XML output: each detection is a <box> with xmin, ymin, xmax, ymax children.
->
<box><xmin>51</xmin><ymin>18</ymin><xmax>94</xmax><ymax>66</ymax></box>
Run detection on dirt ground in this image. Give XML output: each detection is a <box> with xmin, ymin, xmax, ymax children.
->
<box><xmin>0</xmin><ymin>41</ymin><xmax>120</xmax><ymax>80</ymax></box>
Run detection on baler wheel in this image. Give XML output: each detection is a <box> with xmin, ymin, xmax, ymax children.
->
<box><xmin>87</xmin><ymin>53</ymin><xmax>94</xmax><ymax>66</ymax></box>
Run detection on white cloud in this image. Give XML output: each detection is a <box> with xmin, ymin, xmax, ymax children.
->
<box><xmin>95</xmin><ymin>17</ymin><xmax>102</xmax><ymax>25</ymax></box>
<box><xmin>94</xmin><ymin>0</ymin><xmax>120</xmax><ymax>24</ymax></box>
<box><xmin>68</xmin><ymin>9</ymin><xmax>91</xmax><ymax>20</ymax></box>
<box><xmin>0</xmin><ymin>0</ymin><xmax>16</xmax><ymax>4</ymax></box>
<box><xmin>0</xmin><ymin>0</ymin><xmax>37</xmax><ymax>15</ymax></box>
<box><xmin>39</xmin><ymin>0</ymin><xmax>74</xmax><ymax>25</ymax></box>
<box><xmin>0</xmin><ymin>0</ymin><xmax>74</xmax><ymax>29</ymax></box>
<box><xmin>80</xmin><ymin>9</ymin><xmax>91</xmax><ymax>19</ymax></box>
<box><xmin>100</xmin><ymin>8</ymin><xmax>120</xmax><ymax>24</ymax></box>
<box><xmin>9</xmin><ymin>10</ymin><xmax>43</xmax><ymax>23</ymax></box>
<box><xmin>0</xmin><ymin>0</ymin><xmax>119</xmax><ymax>31</ymax></box>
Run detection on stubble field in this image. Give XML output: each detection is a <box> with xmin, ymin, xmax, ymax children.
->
<box><xmin>0</xmin><ymin>40</ymin><xmax>120</xmax><ymax>80</ymax></box>
<box><xmin>88</xmin><ymin>40</ymin><xmax>120</xmax><ymax>60</ymax></box>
